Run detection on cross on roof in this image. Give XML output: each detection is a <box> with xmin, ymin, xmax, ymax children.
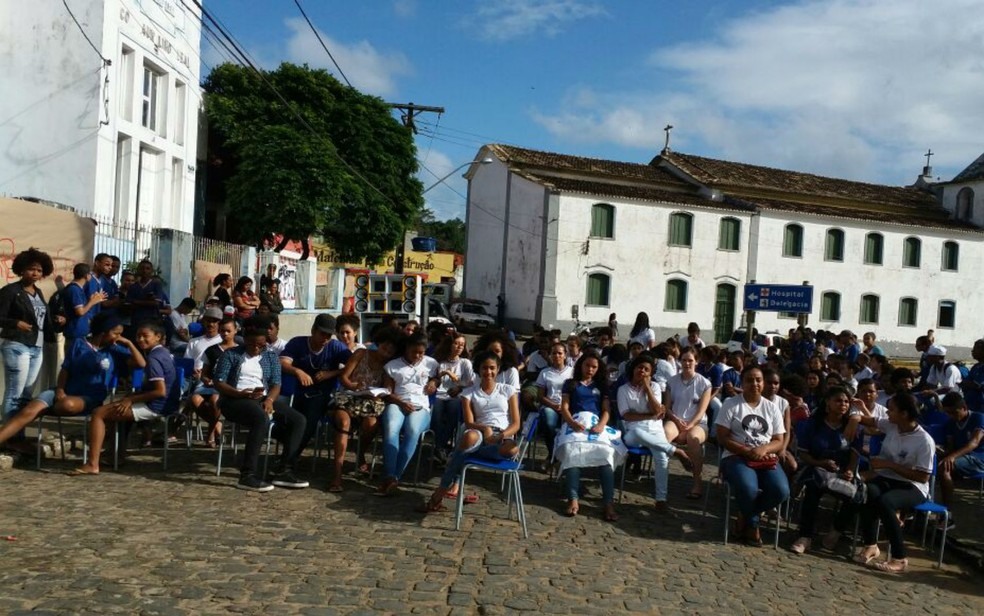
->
<box><xmin>925</xmin><ymin>149</ymin><xmax>934</xmax><ymax>167</ymax></box>
<box><xmin>663</xmin><ymin>124</ymin><xmax>674</xmax><ymax>153</ymax></box>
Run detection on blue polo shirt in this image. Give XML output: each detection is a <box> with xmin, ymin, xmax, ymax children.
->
<box><xmin>963</xmin><ymin>363</ymin><xmax>984</xmax><ymax>412</ymax></box>
<box><xmin>801</xmin><ymin>416</ymin><xmax>863</xmax><ymax>469</ymax></box>
<box><xmin>127</xmin><ymin>278</ymin><xmax>166</xmax><ymax>324</ymax></box>
<box><xmin>62</xmin><ymin>283</ymin><xmax>91</xmax><ymax>339</ymax></box>
<box><xmin>280</xmin><ymin>336</ymin><xmax>352</xmax><ymax>394</ymax></box>
<box><xmin>947</xmin><ymin>411</ymin><xmax>984</xmax><ymax>457</ymax></box>
<box><xmin>144</xmin><ymin>345</ymin><xmax>177</xmax><ymax>413</ymax></box>
<box><xmin>63</xmin><ymin>338</ymin><xmax>130</xmax><ymax>401</ymax></box>
<box><xmin>562</xmin><ymin>379</ymin><xmax>607</xmax><ymax>416</ymax></box>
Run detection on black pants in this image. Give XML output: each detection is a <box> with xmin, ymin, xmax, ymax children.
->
<box><xmin>291</xmin><ymin>390</ymin><xmax>331</xmax><ymax>451</ymax></box>
<box><xmin>798</xmin><ymin>477</ymin><xmax>854</xmax><ymax>538</ymax></box>
<box><xmin>221</xmin><ymin>397</ymin><xmax>306</xmax><ymax>477</ymax></box>
<box><xmin>859</xmin><ymin>476</ymin><xmax>925</xmax><ymax>559</ymax></box>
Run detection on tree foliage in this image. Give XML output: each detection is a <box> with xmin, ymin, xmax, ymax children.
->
<box><xmin>415</xmin><ymin>209</ymin><xmax>466</xmax><ymax>254</ymax></box>
<box><xmin>204</xmin><ymin>62</ymin><xmax>424</xmax><ymax>264</ymax></box>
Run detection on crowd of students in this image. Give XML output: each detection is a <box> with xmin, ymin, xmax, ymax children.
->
<box><xmin>3</xmin><ymin>249</ymin><xmax>983</xmax><ymax>573</ymax></box>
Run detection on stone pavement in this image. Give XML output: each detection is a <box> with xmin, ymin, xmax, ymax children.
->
<box><xmin>2</xmin><ymin>427</ymin><xmax>984</xmax><ymax>615</ymax></box>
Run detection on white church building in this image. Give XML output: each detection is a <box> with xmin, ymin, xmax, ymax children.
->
<box><xmin>0</xmin><ymin>0</ymin><xmax>202</xmax><ymax>232</ymax></box>
<box><xmin>464</xmin><ymin>143</ymin><xmax>984</xmax><ymax>356</ymax></box>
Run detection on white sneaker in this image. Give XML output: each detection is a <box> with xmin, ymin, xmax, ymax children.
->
<box><xmin>790</xmin><ymin>537</ymin><xmax>811</xmax><ymax>554</ymax></box>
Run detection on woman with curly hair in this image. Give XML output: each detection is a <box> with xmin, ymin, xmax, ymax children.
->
<box><xmin>472</xmin><ymin>331</ymin><xmax>522</xmax><ymax>389</ymax></box>
<box><xmin>0</xmin><ymin>248</ymin><xmax>60</xmax><ymax>419</ymax></box>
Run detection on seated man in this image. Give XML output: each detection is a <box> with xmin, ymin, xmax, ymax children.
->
<box><xmin>72</xmin><ymin>320</ymin><xmax>176</xmax><ymax>475</ymax></box>
<box><xmin>214</xmin><ymin>324</ymin><xmax>307</xmax><ymax>492</ymax></box>
<box><xmin>938</xmin><ymin>392</ymin><xmax>984</xmax><ymax>528</ymax></box>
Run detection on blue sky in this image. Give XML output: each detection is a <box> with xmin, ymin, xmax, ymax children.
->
<box><xmin>204</xmin><ymin>0</ymin><xmax>984</xmax><ymax>220</ymax></box>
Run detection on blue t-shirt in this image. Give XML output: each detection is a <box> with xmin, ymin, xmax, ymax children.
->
<box><xmin>562</xmin><ymin>379</ymin><xmax>607</xmax><ymax>416</ymax></box>
<box><xmin>62</xmin><ymin>337</ymin><xmax>130</xmax><ymax>401</ymax></box>
<box><xmin>84</xmin><ymin>276</ymin><xmax>102</xmax><ymax>318</ymax></box>
<box><xmin>697</xmin><ymin>362</ymin><xmax>725</xmax><ymax>388</ymax></box>
<box><xmin>946</xmin><ymin>411</ymin><xmax>984</xmax><ymax>457</ymax></box>
<box><xmin>962</xmin><ymin>363</ymin><xmax>984</xmax><ymax>412</ymax></box>
<box><xmin>721</xmin><ymin>368</ymin><xmax>742</xmax><ymax>396</ymax></box>
<box><xmin>127</xmin><ymin>278</ymin><xmax>166</xmax><ymax>325</ymax></box>
<box><xmin>63</xmin><ymin>283</ymin><xmax>91</xmax><ymax>338</ymax></box>
<box><xmin>100</xmin><ymin>275</ymin><xmax>120</xmax><ymax>317</ymax></box>
<box><xmin>280</xmin><ymin>336</ymin><xmax>352</xmax><ymax>394</ymax></box>
<box><xmin>801</xmin><ymin>416</ymin><xmax>863</xmax><ymax>470</ymax></box>
<box><xmin>144</xmin><ymin>345</ymin><xmax>176</xmax><ymax>413</ymax></box>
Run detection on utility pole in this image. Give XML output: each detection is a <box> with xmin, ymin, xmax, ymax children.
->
<box><xmin>388</xmin><ymin>102</ymin><xmax>445</xmax><ymax>274</ymax></box>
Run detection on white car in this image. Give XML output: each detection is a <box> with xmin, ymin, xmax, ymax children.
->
<box><xmin>450</xmin><ymin>302</ymin><xmax>496</xmax><ymax>330</ymax></box>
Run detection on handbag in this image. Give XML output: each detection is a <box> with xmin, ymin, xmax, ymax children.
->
<box><xmin>333</xmin><ymin>391</ymin><xmax>386</xmax><ymax>420</ymax></box>
<box><xmin>745</xmin><ymin>456</ymin><xmax>778</xmax><ymax>470</ymax></box>
<box><xmin>813</xmin><ymin>467</ymin><xmax>867</xmax><ymax>504</ymax></box>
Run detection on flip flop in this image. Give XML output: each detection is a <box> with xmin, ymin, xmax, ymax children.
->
<box><xmin>445</xmin><ymin>492</ymin><xmax>479</xmax><ymax>504</ymax></box>
<box><xmin>327</xmin><ymin>484</ymin><xmax>344</xmax><ymax>493</ymax></box>
<box><xmin>68</xmin><ymin>467</ymin><xmax>98</xmax><ymax>476</ymax></box>
<box><xmin>686</xmin><ymin>491</ymin><xmax>703</xmax><ymax>500</ymax></box>
<box><xmin>415</xmin><ymin>499</ymin><xmax>448</xmax><ymax>514</ymax></box>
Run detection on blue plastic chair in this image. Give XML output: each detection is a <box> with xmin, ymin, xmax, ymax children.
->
<box><xmin>454</xmin><ymin>415</ymin><xmax>539</xmax><ymax>538</ymax></box>
<box><xmin>702</xmin><ymin>446</ymin><xmax>787</xmax><ymax>549</ymax></box>
<box><xmin>215</xmin><ymin>373</ymin><xmax>291</xmax><ymax>478</ymax></box>
<box><xmin>113</xmin><ymin>365</ymin><xmax>187</xmax><ymax>471</ymax></box>
<box><xmin>913</xmin><ymin>455</ymin><xmax>950</xmax><ymax>568</ymax></box>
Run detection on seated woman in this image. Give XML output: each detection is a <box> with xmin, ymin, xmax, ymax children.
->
<box><xmin>790</xmin><ymin>386</ymin><xmax>862</xmax><ymax>554</ymax></box>
<box><xmin>188</xmin><ymin>318</ymin><xmax>239</xmax><ymax>447</ymax></box>
<box><xmin>232</xmin><ymin>276</ymin><xmax>260</xmax><ymax>321</ymax></box>
<box><xmin>536</xmin><ymin>342</ymin><xmax>572</xmax><ymax>460</ymax></box>
<box><xmin>378</xmin><ymin>332</ymin><xmax>439</xmax><ymax>496</ymax></box>
<box><xmin>421</xmin><ymin>351</ymin><xmax>521</xmax><ymax>512</ymax></box>
<box><xmin>473</xmin><ymin>330</ymin><xmax>522</xmax><ymax>389</ymax></box>
<box><xmin>214</xmin><ymin>324</ymin><xmax>308</xmax><ymax>492</ymax></box>
<box><xmin>430</xmin><ymin>332</ymin><xmax>475</xmax><ymax>463</ymax></box>
<box><xmin>617</xmin><ymin>354</ymin><xmax>690</xmax><ymax>511</ymax></box>
<box><xmin>0</xmin><ymin>312</ymin><xmax>143</xmax><ymax>447</ymax></box>
<box><xmin>335</xmin><ymin>313</ymin><xmax>364</xmax><ymax>352</ymax></box>
<box><xmin>716</xmin><ymin>365</ymin><xmax>791</xmax><ymax>547</ymax></box>
<box><xmin>663</xmin><ymin>348</ymin><xmax>712</xmax><ymax>499</ymax></box>
<box><xmin>329</xmin><ymin>327</ymin><xmax>402</xmax><ymax>492</ymax></box>
<box><xmin>72</xmin><ymin>321</ymin><xmax>175</xmax><ymax>475</ymax></box>
<box><xmin>556</xmin><ymin>352</ymin><xmax>621</xmax><ymax>521</ymax></box>
<box><xmin>848</xmin><ymin>393</ymin><xmax>934</xmax><ymax>572</ymax></box>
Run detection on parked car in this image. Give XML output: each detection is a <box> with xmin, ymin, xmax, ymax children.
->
<box><xmin>426</xmin><ymin>298</ymin><xmax>453</xmax><ymax>326</ymax></box>
<box><xmin>450</xmin><ymin>302</ymin><xmax>496</xmax><ymax>330</ymax></box>
<box><xmin>727</xmin><ymin>328</ymin><xmax>785</xmax><ymax>356</ymax></box>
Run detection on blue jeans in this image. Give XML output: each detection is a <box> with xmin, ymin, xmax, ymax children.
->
<box><xmin>439</xmin><ymin>429</ymin><xmax>507</xmax><ymax>489</ymax></box>
<box><xmin>623</xmin><ymin>428</ymin><xmax>676</xmax><ymax>501</ymax></box>
<box><xmin>381</xmin><ymin>404</ymin><xmax>431</xmax><ymax>481</ymax></box>
<box><xmin>721</xmin><ymin>455</ymin><xmax>790</xmax><ymax>528</ymax></box>
<box><xmin>431</xmin><ymin>397</ymin><xmax>462</xmax><ymax>451</ymax></box>
<box><xmin>539</xmin><ymin>407</ymin><xmax>560</xmax><ymax>455</ymax></box>
<box><xmin>565</xmin><ymin>465</ymin><xmax>615</xmax><ymax>504</ymax></box>
<box><xmin>1</xmin><ymin>341</ymin><xmax>43</xmax><ymax>419</ymax></box>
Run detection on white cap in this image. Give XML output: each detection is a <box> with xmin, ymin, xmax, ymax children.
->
<box><xmin>927</xmin><ymin>344</ymin><xmax>947</xmax><ymax>357</ymax></box>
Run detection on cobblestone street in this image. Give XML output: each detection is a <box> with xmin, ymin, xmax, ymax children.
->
<box><xmin>2</xmin><ymin>437</ymin><xmax>983</xmax><ymax>615</ymax></box>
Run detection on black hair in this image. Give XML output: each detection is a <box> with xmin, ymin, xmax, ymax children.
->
<box><xmin>335</xmin><ymin>313</ymin><xmax>360</xmax><ymax>333</ymax></box>
<box><xmin>110</xmin><ymin>255</ymin><xmax>121</xmax><ymax>263</ymax></box>
<box><xmin>740</xmin><ymin>364</ymin><xmax>763</xmax><ymax>380</ymax></box>
<box><xmin>234</xmin><ymin>276</ymin><xmax>253</xmax><ymax>292</ymax></box>
<box><xmin>135</xmin><ymin>320</ymin><xmax>166</xmax><ymax>339</ymax></box>
<box><xmin>371</xmin><ymin>326</ymin><xmax>404</xmax><ymax>348</ymax></box>
<box><xmin>213</xmin><ymin>273</ymin><xmax>231</xmax><ymax>287</ymax></box>
<box><xmin>243</xmin><ymin>326</ymin><xmax>268</xmax><ymax>340</ymax></box>
<box><xmin>941</xmin><ymin>391</ymin><xmax>967</xmax><ymax>410</ymax></box>
<box><xmin>606</xmin><ymin>343</ymin><xmax>628</xmax><ymax>366</ymax></box>
<box><xmin>472</xmin><ymin>350</ymin><xmax>501</xmax><ymax>374</ymax></box>
<box><xmin>474</xmin><ymin>330</ymin><xmax>519</xmax><ymax>370</ymax></box>
<box><xmin>11</xmin><ymin>248</ymin><xmax>54</xmax><ymax>277</ymax></box>
<box><xmin>177</xmin><ymin>297</ymin><xmax>197</xmax><ymax>310</ymax></box>
<box><xmin>889</xmin><ymin>367</ymin><xmax>914</xmax><ymax>389</ymax></box>
<box><xmin>433</xmin><ymin>331</ymin><xmax>469</xmax><ymax>362</ymax></box>
<box><xmin>571</xmin><ymin>350</ymin><xmax>606</xmax><ymax>388</ymax></box>
<box><xmin>72</xmin><ymin>263</ymin><xmax>91</xmax><ymax>279</ymax></box>
<box><xmin>629</xmin><ymin>312</ymin><xmax>650</xmax><ymax>338</ymax></box>
<box><xmin>890</xmin><ymin>392</ymin><xmax>919</xmax><ymax>421</ymax></box>
<box><xmin>782</xmin><ymin>374</ymin><xmax>807</xmax><ymax>398</ymax></box>
<box><xmin>628</xmin><ymin>353</ymin><xmax>655</xmax><ymax>376</ymax></box>
<box><xmin>856</xmin><ymin>378</ymin><xmax>877</xmax><ymax>392</ymax></box>
<box><xmin>243</xmin><ymin>315</ymin><xmax>271</xmax><ymax>332</ymax></box>
<box><xmin>400</xmin><ymin>331</ymin><xmax>428</xmax><ymax>356</ymax></box>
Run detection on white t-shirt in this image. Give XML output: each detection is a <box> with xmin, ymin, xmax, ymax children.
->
<box><xmin>654</xmin><ymin>358</ymin><xmax>677</xmax><ymax>388</ymax></box>
<box><xmin>854</xmin><ymin>367</ymin><xmax>874</xmax><ymax>382</ymax></box>
<box><xmin>185</xmin><ymin>334</ymin><xmax>222</xmax><ymax>370</ymax></box>
<box><xmin>716</xmin><ymin>396</ymin><xmax>785</xmax><ymax>459</ymax></box>
<box><xmin>629</xmin><ymin>328</ymin><xmax>656</xmax><ymax>348</ymax></box>
<box><xmin>169</xmin><ymin>311</ymin><xmax>188</xmax><ymax>334</ymax></box>
<box><xmin>617</xmin><ymin>380</ymin><xmax>666</xmax><ymax>434</ymax></box>
<box><xmin>927</xmin><ymin>363</ymin><xmax>962</xmax><ymax>392</ymax></box>
<box><xmin>496</xmin><ymin>366</ymin><xmax>521</xmax><ymax>389</ymax></box>
<box><xmin>463</xmin><ymin>383</ymin><xmax>516</xmax><ymax>431</ymax></box>
<box><xmin>536</xmin><ymin>365</ymin><xmax>573</xmax><ymax>405</ymax></box>
<box><xmin>384</xmin><ymin>356</ymin><xmax>439</xmax><ymax>409</ymax></box>
<box><xmin>525</xmin><ymin>350</ymin><xmax>549</xmax><ymax>374</ymax></box>
<box><xmin>266</xmin><ymin>337</ymin><xmax>287</xmax><ymax>355</ymax></box>
<box><xmin>874</xmin><ymin>418</ymin><xmax>934</xmax><ymax>497</ymax></box>
<box><xmin>236</xmin><ymin>354</ymin><xmax>266</xmax><ymax>392</ymax></box>
<box><xmin>665</xmin><ymin>372</ymin><xmax>712</xmax><ymax>424</ymax></box>
<box><xmin>436</xmin><ymin>357</ymin><xmax>474</xmax><ymax>398</ymax></box>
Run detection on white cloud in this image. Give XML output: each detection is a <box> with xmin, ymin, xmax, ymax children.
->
<box><xmin>418</xmin><ymin>149</ymin><xmax>470</xmax><ymax>221</ymax></box>
<box><xmin>532</xmin><ymin>0</ymin><xmax>984</xmax><ymax>183</ymax></box>
<box><xmin>283</xmin><ymin>17</ymin><xmax>412</xmax><ymax>97</ymax></box>
<box><xmin>393</xmin><ymin>0</ymin><xmax>417</xmax><ymax>18</ymax></box>
<box><xmin>469</xmin><ymin>0</ymin><xmax>606</xmax><ymax>41</ymax></box>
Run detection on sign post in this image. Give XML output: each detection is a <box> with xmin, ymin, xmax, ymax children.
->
<box><xmin>741</xmin><ymin>283</ymin><xmax>814</xmax><ymax>351</ymax></box>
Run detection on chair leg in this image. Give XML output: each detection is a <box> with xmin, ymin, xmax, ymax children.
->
<box><xmin>35</xmin><ymin>416</ymin><xmax>44</xmax><ymax>471</ymax></box>
<box><xmin>216</xmin><ymin>422</ymin><xmax>225</xmax><ymax>477</ymax></box>
<box><xmin>515</xmin><ymin>473</ymin><xmax>529</xmax><ymax>538</ymax></box>
<box><xmin>82</xmin><ymin>416</ymin><xmax>90</xmax><ymax>465</ymax></box>
<box><xmin>113</xmin><ymin>424</ymin><xmax>120</xmax><ymax>471</ymax></box>
<box><xmin>369</xmin><ymin>436</ymin><xmax>379</xmax><ymax>480</ymax></box>
<box><xmin>455</xmin><ymin>466</ymin><xmax>469</xmax><ymax>530</ymax></box>
<box><xmin>723</xmin><ymin>483</ymin><xmax>731</xmax><ymax>545</ymax></box>
<box><xmin>312</xmin><ymin>421</ymin><xmax>323</xmax><ymax>473</ymax></box>
<box><xmin>162</xmin><ymin>418</ymin><xmax>169</xmax><ymax>471</ymax></box>
<box><xmin>57</xmin><ymin>417</ymin><xmax>66</xmax><ymax>462</ymax></box>
<box><xmin>618</xmin><ymin>462</ymin><xmax>627</xmax><ymax>504</ymax></box>
<box><xmin>261</xmin><ymin>421</ymin><xmax>275</xmax><ymax>480</ymax></box>
<box><xmin>938</xmin><ymin>512</ymin><xmax>949</xmax><ymax>568</ymax></box>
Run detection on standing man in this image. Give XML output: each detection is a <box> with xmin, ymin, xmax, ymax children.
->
<box><xmin>62</xmin><ymin>263</ymin><xmax>106</xmax><ymax>352</ymax></box>
<box><xmin>280</xmin><ymin>314</ymin><xmax>352</xmax><ymax>452</ymax></box>
<box><xmin>126</xmin><ymin>260</ymin><xmax>166</xmax><ymax>331</ymax></box>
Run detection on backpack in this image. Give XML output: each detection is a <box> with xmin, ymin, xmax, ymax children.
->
<box><xmin>949</xmin><ymin>362</ymin><xmax>971</xmax><ymax>380</ymax></box>
<box><xmin>47</xmin><ymin>289</ymin><xmax>67</xmax><ymax>334</ymax></box>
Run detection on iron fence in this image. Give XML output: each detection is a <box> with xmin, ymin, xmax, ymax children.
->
<box><xmin>89</xmin><ymin>212</ymin><xmax>157</xmax><ymax>271</ymax></box>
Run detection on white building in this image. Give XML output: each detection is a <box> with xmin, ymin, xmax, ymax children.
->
<box><xmin>465</xmin><ymin>144</ymin><xmax>984</xmax><ymax>355</ymax></box>
<box><xmin>0</xmin><ymin>0</ymin><xmax>202</xmax><ymax>232</ymax></box>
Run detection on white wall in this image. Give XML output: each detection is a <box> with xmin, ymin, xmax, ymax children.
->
<box><xmin>0</xmin><ymin>0</ymin><xmax>201</xmax><ymax>233</ymax></box>
<box><xmin>464</xmin><ymin>156</ymin><xmax>510</xmax><ymax>305</ymax></box>
<box><xmin>501</xmin><ymin>174</ymin><xmax>547</xmax><ymax>325</ymax></box>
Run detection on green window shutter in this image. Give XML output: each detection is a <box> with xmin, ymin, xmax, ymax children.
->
<box><xmin>938</xmin><ymin>301</ymin><xmax>956</xmax><ymax>328</ymax></box>
<box><xmin>719</xmin><ymin>218</ymin><xmax>740</xmax><ymax>250</ymax></box>
<box><xmin>669</xmin><ymin>213</ymin><xmax>692</xmax><ymax>247</ymax></box>
<box><xmin>899</xmin><ymin>298</ymin><xmax>917</xmax><ymax>326</ymax></box>
<box><xmin>943</xmin><ymin>242</ymin><xmax>959</xmax><ymax>271</ymax></box>
<box><xmin>784</xmin><ymin>225</ymin><xmax>803</xmax><ymax>257</ymax></box>
<box><xmin>860</xmin><ymin>295</ymin><xmax>879</xmax><ymax>324</ymax></box>
<box><xmin>865</xmin><ymin>233</ymin><xmax>883</xmax><ymax>265</ymax></box>
<box><xmin>586</xmin><ymin>274</ymin><xmax>610</xmax><ymax>306</ymax></box>
<box><xmin>903</xmin><ymin>237</ymin><xmax>921</xmax><ymax>267</ymax></box>
<box><xmin>665</xmin><ymin>280</ymin><xmax>687</xmax><ymax>311</ymax></box>
<box><xmin>825</xmin><ymin>230</ymin><xmax>843</xmax><ymax>261</ymax></box>
<box><xmin>821</xmin><ymin>292</ymin><xmax>840</xmax><ymax>321</ymax></box>
<box><xmin>591</xmin><ymin>204</ymin><xmax>614</xmax><ymax>238</ymax></box>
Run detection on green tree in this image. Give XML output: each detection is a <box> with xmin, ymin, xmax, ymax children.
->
<box><xmin>415</xmin><ymin>209</ymin><xmax>466</xmax><ymax>254</ymax></box>
<box><xmin>204</xmin><ymin>62</ymin><xmax>423</xmax><ymax>263</ymax></box>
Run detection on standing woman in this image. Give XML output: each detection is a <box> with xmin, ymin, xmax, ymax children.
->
<box><xmin>232</xmin><ymin>276</ymin><xmax>260</xmax><ymax>321</ymax></box>
<box><xmin>212</xmin><ymin>273</ymin><xmax>233</xmax><ymax>309</ymax></box>
<box><xmin>715</xmin><ymin>365</ymin><xmax>791</xmax><ymax>546</ymax></box>
<box><xmin>608</xmin><ymin>313</ymin><xmax>618</xmax><ymax>341</ymax></box>
<box><xmin>847</xmin><ymin>393</ymin><xmax>934</xmax><ymax>572</ymax></box>
<box><xmin>663</xmin><ymin>348</ymin><xmax>712</xmax><ymax>499</ymax></box>
<box><xmin>421</xmin><ymin>351</ymin><xmax>522</xmax><ymax>511</ymax></box>
<box><xmin>627</xmin><ymin>312</ymin><xmax>656</xmax><ymax>350</ymax></box>
<box><xmin>0</xmin><ymin>248</ymin><xmax>60</xmax><ymax>420</ymax></box>
<box><xmin>557</xmin><ymin>352</ymin><xmax>618</xmax><ymax>521</ymax></box>
<box><xmin>617</xmin><ymin>355</ymin><xmax>691</xmax><ymax>510</ymax></box>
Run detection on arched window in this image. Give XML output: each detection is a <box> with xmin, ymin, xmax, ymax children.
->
<box><xmin>664</xmin><ymin>279</ymin><xmax>688</xmax><ymax>311</ymax></box>
<box><xmin>898</xmin><ymin>297</ymin><xmax>918</xmax><ymax>327</ymax></box>
<box><xmin>824</xmin><ymin>228</ymin><xmax>845</xmax><ymax>262</ymax></box>
<box><xmin>783</xmin><ymin>224</ymin><xmax>803</xmax><ymax>257</ymax></box>
<box><xmin>668</xmin><ymin>212</ymin><xmax>693</xmax><ymax>247</ymax></box>
<box><xmin>942</xmin><ymin>241</ymin><xmax>959</xmax><ymax>272</ymax></box>
<box><xmin>938</xmin><ymin>300</ymin><xmax>956</xmax><ymax>329</ymax></box>
<box><xmin>859</xmin><ymin>294</ymin><xmax>880</xmax><ymax>324</ymax></box>
<box><xmin>585</xmin><ymin>273</ymin><xmax>611</xmax><ymax>306</ymax></box>
<box><xmin>864</xmin><ymin>232</ymin><xmax>883</xmax><ymax>265</ymax></box>
<box><xmin>957</xmin><ymin>187</ymin><xmax>974</xmax><ymax>221</ymax></box>
<box><xmin>903</xmin><ymin>237</ymin><xmax>921</xmax><ymax>267</ymax></box>
<box><xmin>718</xmin><ymin>217</ymin><xmax>741</xmax><ymax>251</ymax></box>
<box><xmin>821</xmin><ymin>291</ymin><xmax>841</xmax><ymax>321</ymax></box>
<box><xmin>590</xmin><ymin>203</ymin><xmax>615</xmax><ymax>238</ymax></box>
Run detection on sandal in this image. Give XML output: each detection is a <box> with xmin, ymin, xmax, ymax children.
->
<box><xmin>416</xmin><ymin>496</ymin><xmax>447</xmax><ymax>514</ymax></box>
<box><xmin>375</xmin><ymin>478</ymin><xmax>399</xmax><ymax>497</ymax></box>
<box><xmin>676</xmin><ymin>448</ymin><xmax>693</xmax><ymax>472</ymax></box>
<box><xmin>68</xmin><ymin>466</ymin><xmax>99</xmax><ymax>476</ymax></box>
<box><xmin>853</xmin><ymin>545</ymin><xmax>881</xmax><ymax>565</ymax></box>
<box><xmin>565</xmin><ymin>500</ymin><xmax>579</xmax><ymax>517</ymax></box>
<box><xmin>328</xmin><ymin>482</ymin><xmax>344</xmax><ymax>493</ymax></box>
<box><xmin>603</xmin><ymin>505</ymin><xmax>619</xmax><ymax>522</ymax></box>
<box><xmin>445</xmin><ymin>492</ymin><xmax>479</xmax><ymax>504</ymax></box>
<box><xmin>356</xmin><ymin>463</ymin><xmax>370</xmax><ymax>475</ymax></box>
<box><xmin>871</xmin><ymin>558</ymin><xmax>908</xmax><ymax>573</ymax></box>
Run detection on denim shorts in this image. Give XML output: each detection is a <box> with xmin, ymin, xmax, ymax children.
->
<box><xmin>35</xmin><ymin>389</ymin><xmax>104</xmax><ymax>413</ymax></box>
<box><xmin>952</xmin><ymin>453</ymin><xmax>984</xmax><ymax>479</ymax></box>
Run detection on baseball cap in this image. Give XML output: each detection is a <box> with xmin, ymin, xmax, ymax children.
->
<box><xmin>205</xmin><ymin>296</ymin><xmax>220</xmax><ymax>304</ymax></box>
<box><xmin>927</xmin><ymin>345</ymin><xmax>947</xmax><ymax>357</ymax></box>
<box><xmin>223</xmin><ymin>305</ymin><xmax>236</xmax><ymax>316</ymax></box>
<box><xmin>313</xmin><ymin>313</ymin><xmax>337</xmax><ymax>334</ymax></box>
<box><xmin>203</xmin><ymin>307</ymin><xmax>224</xmax><ymax>321</ymax></box>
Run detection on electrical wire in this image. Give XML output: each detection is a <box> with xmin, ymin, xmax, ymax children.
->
<box><xmin>292</xmin><ymin>0</ymin><xmax>353</xmax><ymax>88</ymax></box>
<box><xmin>62</xmin><ymin>0</ymin><xmax>110</xmax><ymax>64</ymax></box>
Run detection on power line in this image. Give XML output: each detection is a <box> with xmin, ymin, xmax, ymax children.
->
<box><xmin>62</xmin><ymin>0</ymin><xmax>110</xmax><ymax>64</ymax></box>
<box><xmin>292</xmin><ymin>0</ymin><xmax>352</xmax><ymax>88</ymax></box>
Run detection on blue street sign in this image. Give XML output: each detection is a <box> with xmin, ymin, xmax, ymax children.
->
<box><xmin>743</xmin><ymin>284</ymin><xmax>813</xmax><ymax>313</ymax></box>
